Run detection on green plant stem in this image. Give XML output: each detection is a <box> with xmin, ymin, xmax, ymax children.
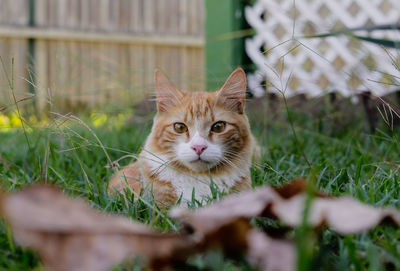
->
<box><xmin>0</xmin><ymin>57</ymin><xmax>32</xmax><ymax>151</ymax></box>
<box><xmin>282</xmin><ymin>93</ymin><xmax>312</xmax><ymax>169</ymax></box>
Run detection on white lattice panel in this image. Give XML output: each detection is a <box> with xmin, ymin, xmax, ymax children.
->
<box><xmin>245</xmin><ymin>0</ymin><xmax>400</xmax><ymax>98</ymax></box>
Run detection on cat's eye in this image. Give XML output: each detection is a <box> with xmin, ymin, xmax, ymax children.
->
<box><xmin>173</xmin><ymin>122</ymin><xmax>188</xmax><ymax>133</ymax></box>
<box><xmin>211</xmin><ymin>121</ymin><xmax>226</xmax><ymax>133</ymax></box>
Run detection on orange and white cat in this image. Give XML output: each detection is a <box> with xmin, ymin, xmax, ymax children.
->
<box><xmin>108</xmin><ymin>68</ymin><xmax>256</xmax><ymax>207</ymax></box>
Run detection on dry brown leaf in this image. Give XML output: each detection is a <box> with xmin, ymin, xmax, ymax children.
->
<box><xmin>168</xmin><ymin>179</ymin><xmax>308</xmax><ymax>235</ymax></box>
<box><xmin>169</xmin><ymin>186</ymin><xmax>281</xmax><ymax>234</ymax></box>
<box><xmin>171</xmin><ymin>180</ymin><xmax>400</xmax><ymax>235</ymax></box>
<box><xmin>172</xmin><ymin>207</ymin><xmax>295</xmax><ymax>271</ymax></box>
<box><xmin>3</xmin><ymin>180</ymin><xmax>400</xmax><ymax>271</ymax></box>
<box><xmin>246</xmin><ymin>229</ymin><xmax>295</xmax><ymax>271</ymax></box>
<box><xmin>168</xmin><ymin>179</ymin><xmax>400</xmax><ymax>270</ymax></box>
<box><xmin>272</xmin><ymin>194</ymin><xmax>400</xmax><ymax>234</ymax></box>
<box><xmin>170</xmin><ymin>188</ymin><xmax>295</xmax><ymax>271</ymax></box>
<box><xmin>0</xmin><ymin>185</ymin><xmax>193</xmax><ymax>271</ymax></box>
<box><xmin>273</xmin><ymin>179</ymin><xmax>308</xmax><ymax>199</ymax></box>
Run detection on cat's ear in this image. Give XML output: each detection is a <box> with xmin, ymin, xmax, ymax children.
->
<box><xmin>155</xmin><ymin>68</ymin><xmax>185</xmax><ymax>112</ymax></box>
<box><xmin>217</xmin><ymin>68</ymin><xmax>246</xmax><ymax>114</ymax></box>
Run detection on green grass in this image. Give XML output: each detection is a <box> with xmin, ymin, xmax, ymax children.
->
<box><xmin>1</xmin><ymin>105</ymin><xmax>400</xmax><ymax>271</ymax></box>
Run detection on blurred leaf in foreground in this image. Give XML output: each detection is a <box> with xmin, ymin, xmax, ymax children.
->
<box><xmin>171</xmin><ymin>179</ymin><xmax>400</xmax><ymax>235</ymax></box>
<box><xmin>0</xmin><ymin>185</ymin><xmax>192</xmax><ymax>271</ymax></box>
<box><xmin>2</xmin><ymin>179</ymin><xmax>400</xmax><ymax>271</ymax></box>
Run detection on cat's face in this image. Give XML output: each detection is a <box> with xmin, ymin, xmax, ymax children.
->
<box><xmin>147</xmin><ymin>68</ymin><xmax>252</xmax><ymax>173</ymax></box>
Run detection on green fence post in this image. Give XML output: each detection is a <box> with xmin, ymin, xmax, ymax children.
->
<box><xmin>205</xmin><ymin>0</ymin><xmax>248</xmax><ymax>90</ymax></box>
<box><xmin>28</xmin><ymin>0</ymin><xmax>37</xmax><ymax>114</ymax></box>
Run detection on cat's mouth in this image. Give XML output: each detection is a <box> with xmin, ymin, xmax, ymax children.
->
<box><xmin>183</xmin><ymin>157</ymin><xmax>221</xmax><ymax>172</ymax></box>
<box><xmin>190</xmin><ymin>157</ymin><xmax>211</xmax><ymax>164</ymax></box>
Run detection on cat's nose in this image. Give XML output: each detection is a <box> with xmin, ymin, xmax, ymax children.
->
<box><xmin>191</xmin><ymin>145</ymin><xmax>207</xmax><ymax>155</ymax></box>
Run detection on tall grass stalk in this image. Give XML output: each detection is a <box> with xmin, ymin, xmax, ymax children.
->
<box><xmin>0</xmin><ymin>58</ymin><xmax>32</xmax><ymax>152</ymax></box>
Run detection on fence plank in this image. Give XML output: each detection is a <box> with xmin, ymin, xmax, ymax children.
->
<box><xmin>143</xmin><ymin>0</ymin><xmax>155</xmax><ymax>34</ymax></box>
<box><xmin>0</xmin><ymin>0</ymin><xmax>205</xmax><ymax>112</ymax></box>
<box><xmin>0</xmin><ymin>26</ymin><xmax>204</xmax><ymax>47</ymax></box>
<box><xmin>35</xmin><ymin>40</ymin><xmax>48</xmax><ymax>112</ymax></box>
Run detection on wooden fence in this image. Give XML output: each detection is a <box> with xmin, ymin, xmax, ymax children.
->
<box><xmin>0</xmin><ymin>0</ymin><xmax>205</xmax><ymax>113</ymax></box>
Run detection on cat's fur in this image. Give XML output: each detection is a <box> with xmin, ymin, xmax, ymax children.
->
<box><xmin>108</xmin><ymin>68</ymin><xmax>256</xmax><ymax>207</ymax></box>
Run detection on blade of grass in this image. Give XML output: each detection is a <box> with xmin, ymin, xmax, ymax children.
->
<box><xmin>5</xmin><ymin>223</ymin><xmax>15</xmax><ymax>253</ymax></box>
<box><xmin>0</xmin><ymin>57</ymin><xmax>32</xmax><ymax>152</ymax></box>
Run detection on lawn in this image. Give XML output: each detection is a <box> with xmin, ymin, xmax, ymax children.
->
<box><xmin>1</xmin><ymin>101</ymin><xmax>400</xmax><ymax>270</ymax></box>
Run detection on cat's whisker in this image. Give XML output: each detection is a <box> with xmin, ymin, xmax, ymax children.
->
<box><xmin>224</xmin><ymin>151</ymin><xmax>242</xmax><ymax>160</ymax></box>
<box><xmin>219</xmin><ymin>157</ymin><xmax>241</xmax><ymax>172</ymax></box>
<box><xmin>224</xmin><ymin>149</ymin><xmax>263</xmax><ymax>168</ymax></box>
<box><xmin>224</xmin><ymin>152</ymin><xmax>249</xmax><ymax>165</ymax></box>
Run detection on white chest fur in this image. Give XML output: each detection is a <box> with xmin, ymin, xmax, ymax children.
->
<box><xmin>141</xmin><ymin>152</ymin><xmax>248</xmax><ymax>203</ymax></box>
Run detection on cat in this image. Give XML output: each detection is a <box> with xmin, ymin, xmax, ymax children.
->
<box><xmin>108</xmin><ymin>67</ymin><xmax>257</xmax><ymax>207</ymax></box>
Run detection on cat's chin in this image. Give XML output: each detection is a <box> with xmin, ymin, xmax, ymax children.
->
<box><xmin>182</xmin><ymin>159</ymin><xmax>217</xmax><ymax>173</ymax></box>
